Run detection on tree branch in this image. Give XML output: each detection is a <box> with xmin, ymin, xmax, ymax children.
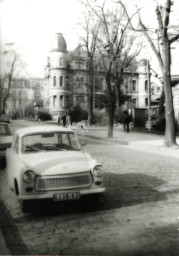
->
<box><xmin>169</xmin><ymin>34</ymin><xmax>179</xmax><ymax>44</ymax></box>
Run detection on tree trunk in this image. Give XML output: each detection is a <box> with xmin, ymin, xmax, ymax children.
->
<box><xmin>106</xmin><ymin>73</ymin><xmax>114</xmax><ymax>138</ymax></box>
<box><xmin>163</xmin><ymin>41</ymin><xmax>176</xmax><ymax>147</ymax></box>
<box><xmin>88</xmin><ymin>55</ymin><xmax>94</xmax><ymax>125</ymax></box>
<box><xmin>88</xmin><ymin>77</ymin><xmax>94</xmax><ymax>125</ymax></box>
<box><xmin>158</xmin><ymin>87</ymin><xmax>165</xmax><ymax>118</ymax></box>
<box><xmin>2</xmin><ymin>97</ymin><xmax>7</xmax><ymax>114</ymax></box>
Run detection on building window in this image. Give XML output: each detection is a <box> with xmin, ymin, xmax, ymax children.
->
<box><xmin>60</xmin><ymin>76</ymin><xmax>63</xmax><ymax>87</ymax></box>
<box><xmin>53</xmin><ymin>95</ymin><xmax>57</xmax><ymax>107</ymax></box>
<box><xmin>145</xmin><ymin>80</ymin><xmax>148</xmax><ymax>91</ymax></box>
<box><xmin>145</xmin><ymin>98</ymin><xmax>148</xmax><ymax>107</ymax></box>
<box><xmin>53</xmin><ymin>76</ymin><xmax>56</xmax><ymax>86</ymax></box>
<box><xmin>60</xmin><ymin>95</ymin><xmax>64</xmax><ymax>107</ymax></box>
<box><xmin>132</xmin><ymin>98</ymin><xmax>137</xmax><ymax>108</ymax></box>
<box><xmin>132</xmin><ymin>80</ymin><xmax>136</xmax><ymax>91</ymax></box>
<box><xmin>59</xmin><ymin>57</ymin><xmax>64</xmax><ymax>66</ymax></box>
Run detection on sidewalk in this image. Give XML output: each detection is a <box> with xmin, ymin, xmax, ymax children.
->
<box><xmin>74</xmin><ymin>126</ymin><xmax>179</xmax><ymax>159</ymax></box>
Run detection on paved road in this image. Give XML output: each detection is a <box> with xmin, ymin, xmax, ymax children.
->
<box><xmin>1</xmin><ymin>120</ymin><xmax>179</xmax><ymax>255</ymax></box>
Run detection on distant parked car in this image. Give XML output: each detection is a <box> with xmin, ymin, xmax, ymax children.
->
<box><xmin>0</xmin><ymin>122</ymin><xmax>13</xmax><ymax>168</ymax></box>
<box><xmin>0</xmin><ymin>114</ymin><xmax>11</xmax><ymax>123</ymax></box>
<box><xmin>6</xmin><ymin>125</ymin><xmax>105</xmax><ymax>212</ymax></box>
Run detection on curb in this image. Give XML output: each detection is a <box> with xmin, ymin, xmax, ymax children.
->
<box><xmin>77</xmin><ymin>134</ymin><xmax>129</xmax><ymax>145</ymax></box>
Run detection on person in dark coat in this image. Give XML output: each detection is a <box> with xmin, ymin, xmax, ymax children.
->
<box><xmin>62</xmin><ymin>115</ymin><xmax>66</xmax><ymax>127</ymax></box>
<box><xmin>123</xmin><ymin>111</ymin><xmax>131</xmax><ymax>133</ymax></box>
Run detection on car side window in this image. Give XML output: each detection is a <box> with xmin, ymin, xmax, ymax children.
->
<box><xmin>61</xmin><ymin>133</ymin><xmax>70</xmax><ymax>146</ymax></box>
<box><xmin>13</xmin><ymin>136</ymin><xmax>19</xmax><ymax>153</ymax></box>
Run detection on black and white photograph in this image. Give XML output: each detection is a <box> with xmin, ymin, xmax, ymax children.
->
<box><xmin>0</xmin><ymin>0</ymin><xmax>179</xmax><ymax>255</ymax></box>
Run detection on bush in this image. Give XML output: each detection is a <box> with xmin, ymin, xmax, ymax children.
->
<box><xmin>93</xmin><ymin>109</ymin><xmax>108</xmax><ymax>126</ymax></box>
<box><xmin>11</xmin><ymin>108</ymin><xmax>22</xmax><ymax>119</ymax></box>
<box><xmin>114</xmin><ymin>111</ymin><xmax>132</xmax><ymax>124</ymax></box>
<box><xmin>38</xmin><ymin>109</ymin><xmax>52</xmax><ymax>121</ymax></box>
<box><xmin>70</xmin><ymin>106</ymin><xmax>88</xmax><ymax>123</ymax></box>
<box><xmin>25</xmin><ymin>105</ymin><xmax>34</xmax><ymax>118</ymax></box>
<box><xmin>152</xmin><ymin>117</ymin><xmax>165</xmax><ymax>131</ymax></box>
<box><xmin>152</xmin><ymin>116</ymin><xmax>179</xmax><ymax>132</ymax></box>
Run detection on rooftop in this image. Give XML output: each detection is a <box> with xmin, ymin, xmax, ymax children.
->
<box><xmin>15</xmin><ymin>125</ymin><xmax>73</xmax><ymax>137</ymax></box>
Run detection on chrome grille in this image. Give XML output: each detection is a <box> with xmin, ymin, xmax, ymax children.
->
<box><xmin>35</xmin><ymin>172</ymin><xmax>92</xmax><ymax>191</ymax></box>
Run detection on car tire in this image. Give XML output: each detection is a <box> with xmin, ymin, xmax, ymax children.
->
<box><xmin>20</xmin><ymin>200</ymin><xmax>29</xmax><ymax>213</ymax></box>
<box><xmin>0</xmin><ymin>157</ymin><xmax>6</xmax><ymax>169</ymax></box>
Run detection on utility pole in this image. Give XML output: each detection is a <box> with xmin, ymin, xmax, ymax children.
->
<box><xmin>21</xmin><ymin>78</ymin><xmax>25</xmax><ymax>118</ymax></box>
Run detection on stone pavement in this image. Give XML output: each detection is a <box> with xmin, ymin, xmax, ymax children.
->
<box><xmin>0</xmin><ymin>227</ymin><xmax>10</xmax><ymax>255</ymax></box>
<box><xmin>1</xmin><ymin>120</ymin><xmax>179</xmax><ymax>255</ymax></box>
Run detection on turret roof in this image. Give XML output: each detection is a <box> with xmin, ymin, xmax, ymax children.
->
<box><xmin>51</xmin><ymin>33</ymin><xmax>67</xmax><ymax>52</ymax></box>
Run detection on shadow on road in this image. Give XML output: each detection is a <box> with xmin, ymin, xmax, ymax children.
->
<box><xmin>19</xmin><ymin>172</ymin><xmax>168</xmax><ymax>217</ymax></box>
<box><xmin>127</xmin><ymin>223</ymin><xmax>179</xmax><ymax>256</ymax></box>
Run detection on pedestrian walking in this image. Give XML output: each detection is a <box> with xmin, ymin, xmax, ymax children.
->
<box><xmin>66</xmin><ymin>113</ymin><xmax>71</xmax><ymax>128</ymax></box>
<box><xmin>62</xmin><ymin>115</ymin><xmax>66</xmax><ymax>127</ymax></box>
<box><xmin>123</xmin><ymin>111</ymin><xmax>131</xmax><ymax>133</ymax></box>
<box><xmin>57</xmin><ymin>113</ymin><xmax>61</xmax><ymax>126</ymax></box>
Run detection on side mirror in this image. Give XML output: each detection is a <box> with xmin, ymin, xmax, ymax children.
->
<box><xmin>80</xmin><ymin>139</ymin><xmax>86</xmax><ymax>146</ymax></box>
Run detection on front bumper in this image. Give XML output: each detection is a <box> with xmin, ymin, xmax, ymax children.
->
<box><xmin>19</xmin><ymin>187</ymin><xmax>106</xmax><ymax>200</ymax></box>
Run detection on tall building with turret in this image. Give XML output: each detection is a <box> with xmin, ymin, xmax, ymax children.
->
<box><xmin>43</xmin><ymin>33</ymin><xmax>71</xmax><ymax>117</ymax></box>
<box><xmin>43</xmin><ymin>33</ymin><xmax>155</xmax><ymax>119</ymax></box>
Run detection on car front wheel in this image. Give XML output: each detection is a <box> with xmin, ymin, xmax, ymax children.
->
<box><xmin>20</xmin><ymin>200</ymin><xmax>29</xmax><ymax>213</ymax></box>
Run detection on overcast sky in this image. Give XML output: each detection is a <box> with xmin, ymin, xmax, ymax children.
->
<box><xmin>0</xmin><ymin>0</ymin><xmax>178</xmax><ymax>78</ymax></box>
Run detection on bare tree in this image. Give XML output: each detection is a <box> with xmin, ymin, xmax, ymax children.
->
<box><xmin>124</xmin><ymin>0</ymin><xmax>179</xmax><ymax>147</ymax></box>
<box><xmin>113</xmin><ymin>35</ymin><xmax>142</xmax><ymax>113</ymax></box>
<box><xmin>78</xmin><ymin>4</ymin><xmax>100</xmax><ymax>125</ymax></box>
<box><xmin>0</xmin><ymin>49</ymin><xmax>25</xmax><ymax>115</ymax></box>
<box><xmin>85</xmin><ymin>0</ymin><xmax>140</xmax><ymax>137</ymax></box>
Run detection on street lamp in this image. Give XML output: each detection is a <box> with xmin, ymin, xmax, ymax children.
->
<box><xmin>147</xmin><ymin>60</ymin><xmax>151</xmax><ymax>131</ymax></box>
<box><xmin>21</xmin><ymin>78</ymin><xmax>25</xmax><ymax>118</ymax></box>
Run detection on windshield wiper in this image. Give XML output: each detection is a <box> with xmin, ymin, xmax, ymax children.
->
<box><xmin>25</xmin><ymin>145</ymin><xmax>43</xmax><ymax>152</ymax></box>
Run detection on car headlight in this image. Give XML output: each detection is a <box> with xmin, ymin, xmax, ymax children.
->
<box><xmin>23</xmin><ymin>170</ymin><xmax>35</xmax><ymax>183</ymax></box>
<box><xmin>93</xmin><ymin>165</ymin><xmax>103</xmax><ymax>177</ymax></box>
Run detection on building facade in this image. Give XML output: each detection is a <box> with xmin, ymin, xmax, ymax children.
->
<box><xmin>43</xmin><ymin>33</ymin><xmax>153</xmax><ymax>118</ymax></box>
<box><xmin>3</xmin><ymin>78</ymin><xmax>43</xmax><ymax>116</ymax></box>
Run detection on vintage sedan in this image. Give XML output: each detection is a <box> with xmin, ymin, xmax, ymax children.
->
<box><xmin>0</xmin><ymin>122</ymin><xmax>13</xmax><ymax>168</ymax></box>
<box><xmin>6</xmin><ymin>125</ymin><xmax>105</xmax><ymax>212</ymax></box>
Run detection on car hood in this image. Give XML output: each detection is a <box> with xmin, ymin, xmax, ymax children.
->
<box><xmin>20</xmin><ymin>151</ymin><xmax>96</xmax><ymax>175</ymax></box>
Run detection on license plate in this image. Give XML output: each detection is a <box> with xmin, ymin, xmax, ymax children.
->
<box><xmin>53</xmin><ymin>192</ymin><xmax>80</xmax><ymax>201</ymax></box>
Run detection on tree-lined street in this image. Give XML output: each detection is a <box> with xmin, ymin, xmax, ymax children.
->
<box><xmin>1</xmin><ymin>120</ymin><xmax>179</xmax><ymax>255</ymax></box>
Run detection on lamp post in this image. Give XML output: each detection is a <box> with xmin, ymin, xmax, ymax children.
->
<box><xmin>21</xmin><ymin>78</ymin><xmax>25</xmax><ymax>118</ymax></box>
<box><xmin>147</xmin><ymin>60</ymin><xmax>151</xmax><ymax>131</ymax></box>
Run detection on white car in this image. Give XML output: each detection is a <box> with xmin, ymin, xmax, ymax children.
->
<box><xmin>6</xmin><ymin>125</ymin><xmax>105</xmax><ymax>212</ymax></box>
<box><xmin>0</xmin><ymin>122</ymin><xmax>13</xmax><ymax>168</ymax></box>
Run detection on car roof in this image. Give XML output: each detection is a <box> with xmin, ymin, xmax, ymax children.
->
<box><xmin>15</xmin><ymin>125</ymin><xmax>74</xmax><ymax>137</ymax></box>
<box><xmin>0</xmin><ymin>122</ymin><xmax>9</xmax><ymax>125</ymax></box>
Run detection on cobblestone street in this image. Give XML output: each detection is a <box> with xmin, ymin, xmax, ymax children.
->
<box><xmin>1</xmin><ymin>121</ymin><xmax>179</xmax><ymax>255</ymax></box>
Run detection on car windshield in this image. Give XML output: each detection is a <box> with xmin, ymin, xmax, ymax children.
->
<box><xmin>0</xmin><ymin>124</ymin><xmax>11</xmax><ymax>135</ymax></box>
<box><xmin>22</xmin><ymin>132</ymin><xmax>81</xmax><ymax>153</ymax></box>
